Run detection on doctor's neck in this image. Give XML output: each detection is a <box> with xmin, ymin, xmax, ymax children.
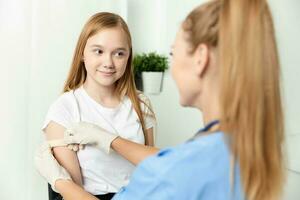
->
<box><xmin>198</xmin><ymin>82</ymin><xmax>221</xmax><ymax>128</ymax></box>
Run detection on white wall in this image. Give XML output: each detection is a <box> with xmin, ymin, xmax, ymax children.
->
<box><xmin>270</xmin><ymin>1</ymin><xmax>300</xmax><ymax>199</ymax></box>
<box><xmin>0</xmin><ymin>0</ymin><xmax>31</xmax><ymax>199</ymax></box>
<box><xmin>127</xmin><ymin>0</ymin><xmax>165</xmax><ymax>53</ymax></box>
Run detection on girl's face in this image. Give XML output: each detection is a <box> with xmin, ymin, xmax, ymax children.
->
<box><xmin>170</xmin><ymin>28</ymin><xmax>203</xmax><ymax>107</ymax></box>
<box><xmin>83</xmin><ymin>27</ymin><xmax>130</xmax><ymax>87</ymax></box>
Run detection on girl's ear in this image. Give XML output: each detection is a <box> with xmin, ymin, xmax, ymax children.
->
<box><xmin>194</xmin><ymin>43</ymin><xmax>209</xmax><ymax>77</ymax></box>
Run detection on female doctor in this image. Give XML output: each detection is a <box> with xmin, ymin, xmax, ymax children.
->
<box><xmin>35</xmin><ymin>0</ymin><xmax>285</xmax><ymax>199</ymax></box>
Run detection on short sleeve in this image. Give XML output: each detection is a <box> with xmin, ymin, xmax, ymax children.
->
<box><xmin>42</xmin><ymin>93</ymin><xmax>77</xmax><ymax>131</ymax></box>
<box><xmin>112</xmin><ymin>149</ymin><xmax>175</xmax><ymax>200</ymax></box>
<box><xmin>138</xmin><ymin>93</ymin><xmax>156</xmax><ymax>129</ymax></box>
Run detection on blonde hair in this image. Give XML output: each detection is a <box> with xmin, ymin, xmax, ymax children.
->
<box><xmin>183</xmin><ymin>0</ymin><xmax>284</xmax><ymax>199</ymax></box>
<box><xmin>63</xmin><ymin>12</ymin><xmax>153</xmax><ymax>144</ymax></box>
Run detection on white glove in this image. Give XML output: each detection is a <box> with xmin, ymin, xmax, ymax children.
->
<box><xmin>34</xmin><ymin>142</ymin><xmax>72</xmax><ymax>192</ymax></box>
<box><xmin>64</xmin><ymin>122</ymin><xmax>118</xmax><ymax>154</ymax></box>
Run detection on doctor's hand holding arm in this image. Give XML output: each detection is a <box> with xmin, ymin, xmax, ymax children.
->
<box><xmin>64</xmin><ymin>122</ymin><xmax>160</xmax><ymax>165</ymax></box>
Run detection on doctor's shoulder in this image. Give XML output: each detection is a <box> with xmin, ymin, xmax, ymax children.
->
<box><xmin>149</xmin><ymin>132</ymin><xmax>230</xmax><ymax>179</ymax></box>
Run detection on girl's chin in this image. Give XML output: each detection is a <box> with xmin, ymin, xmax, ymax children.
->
<box><xmin>94</xmin><ymin>79</ymin><xmax>116</xmax><ymax>87</ymax></box>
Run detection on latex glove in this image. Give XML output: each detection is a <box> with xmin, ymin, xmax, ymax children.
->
<box><xmin>64</xmin><ymin>121</ymin><xmax>118</xmax><ymax>154</ymax></box>
<box><xmin>35</xmin><ymin>142</ymin><xmax>72</xmax><ymax>192</ymax></box>
<box><xmin>67</xmin><ymin>144</ymin><xmax>85</xmax><ymax>151</ymax></box>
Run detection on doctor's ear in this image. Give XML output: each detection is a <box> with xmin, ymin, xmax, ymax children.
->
<box><xmin>193</xmin><ymin>43</ymin><xmax>209</xmax><ymax>77</ymax></box>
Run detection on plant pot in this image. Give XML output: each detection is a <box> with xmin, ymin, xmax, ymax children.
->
<box><xmin>142</xmin><ymin>72</ymin><xmax>164</xmax><ymax>94</ymax></box>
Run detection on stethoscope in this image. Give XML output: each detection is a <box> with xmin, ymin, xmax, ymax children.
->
<box><xmin>193</xmin><ymin>119</ymin><xmax>220</xmax><ymax>139</ymax></box>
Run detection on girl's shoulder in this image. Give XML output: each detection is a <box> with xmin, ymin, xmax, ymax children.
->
<box><xmin>137</xmin><ymin>91</ymin><xmax>150</xmax><ymax>101</ymax></box>
<box><xmin>136</xmin><ymin>91</ymin><xmax>154</xmax><ymax>116</ymax></box>
<box><xmin>136</xmin><ymin>91</ymin><xmax>151</xmax><ymax>107</ymax></box>
<box><xmin>42</xmin><ymin>90</ymin><xmax>79</xmax><ymax>130</ymax></box>
<box><xmin>49</xmin><ymin>90</ymin><xmax>78</xmax><ymax>112</ymax></box>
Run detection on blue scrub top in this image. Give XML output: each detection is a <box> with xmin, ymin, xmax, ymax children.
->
<box><xmin>113</xmin><ymin>131</ymin><xmax>245</xmax><ymax>200</ymax></box>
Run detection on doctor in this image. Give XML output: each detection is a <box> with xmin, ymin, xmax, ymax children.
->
<box><xmin>35</xmin><ymin>0</ymin><xmax>285</xmax><ymax>199</ymax></box>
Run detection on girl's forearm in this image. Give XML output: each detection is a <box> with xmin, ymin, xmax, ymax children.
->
<box><xmin>56</xmin><ymin>180</ymin><xmax>98</xmax><ymax>200</ymax></box>
<box><xmin>111</xmin><ymin>137</ymin><xmax>160</xmax><ymax>165</ymax></box>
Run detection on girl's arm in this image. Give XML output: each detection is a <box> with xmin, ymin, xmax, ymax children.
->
<box><xmin>45</xmin><ymin>122</ymin><xmax>83</xmax><ymax>186</ymax></box>
<box><xmin>52</xmin><ymin>129</ymin><xmax>157</xmax><ymax>199</ymax></box>
<box><xmin>56</xmin><ymin>180</ymin><xmax>98</xmax><ymax>200</ymax></box>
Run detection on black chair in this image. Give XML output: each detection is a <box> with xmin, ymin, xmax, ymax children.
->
<box><xmin>48</xmin><ymin>184</ymin><xmax>63</xmax><ymax>200</ymax></box>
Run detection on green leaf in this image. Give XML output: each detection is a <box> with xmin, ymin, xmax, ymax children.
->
<box><xmin>133</xmin><ymin>52</ymin><xmax>168</xmax><ymax>72</ymax></box>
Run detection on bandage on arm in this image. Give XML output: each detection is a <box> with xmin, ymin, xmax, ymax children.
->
<box><xmin>44</xmin><ymin>121</ymin><xmax>83</xmax><ymax>186</ymax></box>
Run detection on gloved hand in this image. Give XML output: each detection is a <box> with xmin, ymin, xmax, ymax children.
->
<box><xmin>34</xmin><ymin>142</ymin><xmax>72</xmax><ymax>192</ymax></box>
<box><xmin>64</xmin><ymin>122</ymin><xmax>118</xmax><ymax>154</ymax></box>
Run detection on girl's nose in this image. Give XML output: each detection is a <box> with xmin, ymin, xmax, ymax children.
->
<box><xmin>102</xmin><ymin>54</ymin><xmax>114</xmax><ymax>69</ymax></box>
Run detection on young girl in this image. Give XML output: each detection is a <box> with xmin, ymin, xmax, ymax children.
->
<box><xmin>42</xmin><ymin>12</ymin><xmax>156</xmax><ymax>200</ymax></box>
<box><xmin>36</xmin><ymin>0</ymin><xmax>285</xmax><ymax>199</ymax></box>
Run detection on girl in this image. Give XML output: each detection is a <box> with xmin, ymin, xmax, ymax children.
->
<box><xmin>36</xmin><ymin>0</ymin><xmax>285</xmax><ymax>199</ymax></box>
<box><xmin>42</xmin><ymin>12</ymin><xmax>156</xmax><ymax>200</ymax></box>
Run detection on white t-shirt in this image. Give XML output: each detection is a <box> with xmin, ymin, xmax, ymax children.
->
<box><xmin>42</xmin><ymin>86</ymin><xmax>155</xmax><ymax>195</ymax></box>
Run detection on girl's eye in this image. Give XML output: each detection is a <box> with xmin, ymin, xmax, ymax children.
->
<box><xmin>94</xmin><ymin>49</ymin><xmax>103</xmax><ymax>55</ymax></box>
<box><xmin>114</xmin><ymin>51</ymin><xmax>126</xmax><ymax>57</ymax></box>
<box><xmin>169</xmin><ymin>51</ymin><xmax>173</xmax><ymax>56</ymax></box>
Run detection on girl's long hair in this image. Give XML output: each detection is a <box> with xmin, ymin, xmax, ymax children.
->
<box><xmin>63</xmin><ymin>12</ymin><xmax>154</xmax><ymax>145</ymax></box>
<box><xmin>182</xmin><ymin>1</ymin><xmax>284</xmax><ymax>199</ymax></box>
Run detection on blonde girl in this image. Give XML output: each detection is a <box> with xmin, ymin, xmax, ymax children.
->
<box><xmin>42</xmin><ymin>12</ymin><xmax>155</xmax><ymax>200</ymax></box>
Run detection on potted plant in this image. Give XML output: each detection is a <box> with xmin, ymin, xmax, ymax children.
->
<box><xmin>133</xmin><ymin>52</ymin><xmax>168</xmax><ymax>94</ymax></box>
